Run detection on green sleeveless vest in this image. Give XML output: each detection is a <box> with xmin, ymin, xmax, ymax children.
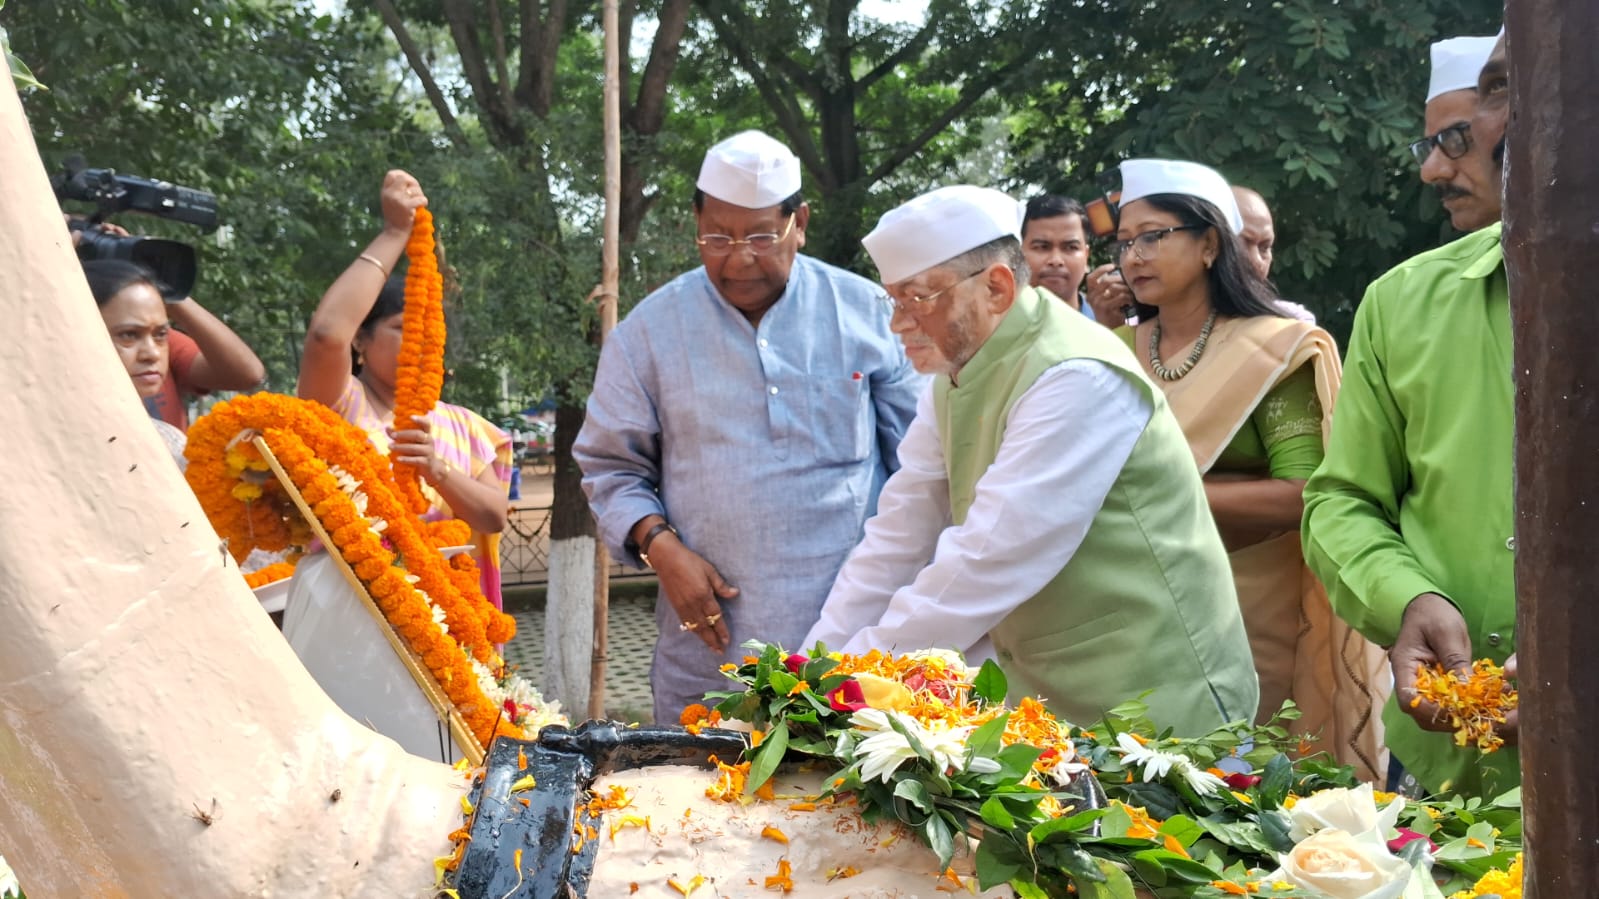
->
<box><xmin>934</xmin><ymin>286</ymin><xmax>1258</xmax><ymax>734</ymax></box>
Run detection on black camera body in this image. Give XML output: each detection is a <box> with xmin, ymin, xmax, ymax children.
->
<box><xmin>53</xmin><ymin>155</ymin><xmax>219</xmax><ymax>301</ymax></box>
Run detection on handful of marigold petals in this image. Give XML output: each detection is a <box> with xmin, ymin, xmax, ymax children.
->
<box><xmin>1412</xmin><ymin>659</ymin><xmax>1518</xmax><ymax>753</ymax></box>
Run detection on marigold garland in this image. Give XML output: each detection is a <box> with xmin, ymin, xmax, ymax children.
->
<box><xmin>392</xmin><ymin>206</ymin><xmax>447</xmax><ymax>516</ymax></box>
<box><xmin>185</xmin><ymin>392</ymin><xmax>539</xmax><ymax>747</ymax></box>
<box><xmin>244</xmin><ymin>561</ymin><xmax>298</xmax><ymax>589</ymax></box>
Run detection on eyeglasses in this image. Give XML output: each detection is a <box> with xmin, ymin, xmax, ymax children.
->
<box><xmin>1408</xmin><ymin>122</ymin><xmax>1471</xmax><ymax>166</ymax></box>
<box><xmin>882</xmin><ymin>267</ymin><xmax>989</xmax><ymax>317</ymax></box>
<box><xmin>1111</xmin><ymin>225</ymin><xmax>1205</xmax><ymax>263</ymax></box>
<box><xmin>695</xmin><ymin>215</ymin><xmax>795</xmax><ymax>257</ymax></box>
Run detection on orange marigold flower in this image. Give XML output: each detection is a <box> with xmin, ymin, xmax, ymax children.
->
<box><xmin>1413</xmin><ymin>660</ymin><xmax>1518</xmax><ymax>753</ymax></box>
<box><xmin>764</xmin><ymin>858</ymin><xmax>793</xmax><ymax>892</ymax></box>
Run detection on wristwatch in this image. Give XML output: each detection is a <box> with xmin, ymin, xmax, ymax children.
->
<box><xmin>637</xmin><ymin>522</ymin><xmax>678</xmax><ymax>568</ymax></box>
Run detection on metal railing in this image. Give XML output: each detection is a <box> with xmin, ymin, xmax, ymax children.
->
<box><xmin>500</xmin><ymin>504</ymin><xmax>645</xmax><ymax>587</ymax></box>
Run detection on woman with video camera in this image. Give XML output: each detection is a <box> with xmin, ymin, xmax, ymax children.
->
<box><xmin>83</xmin><ymin>259</ymin><xmax>187</xmax><ymax>470</ymax></box>
<box><xmin>1104</xmin><ymin>159</ymin><xmax>1388</xmax><ymax>781</ymax></box>
<box><xmin>298</xmin><ymin>171</ymin><xmax>513</xmax><ymax>609</ymax></box>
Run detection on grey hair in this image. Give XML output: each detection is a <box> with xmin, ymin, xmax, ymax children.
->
<box><xmin>937</xmin><ymin>235</ymin><xmax>1029</xmax><ymax>288</ymax></box>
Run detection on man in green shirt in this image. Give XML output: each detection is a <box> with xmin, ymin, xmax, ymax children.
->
<box><xmin>1302</xmin><ymin>34</ymin><xmax>1516</xmax><ymax>797</ymax></box>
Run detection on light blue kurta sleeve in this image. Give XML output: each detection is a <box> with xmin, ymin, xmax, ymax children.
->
<box><xmin>574</xmin><ymin>325</ymin><xmax>665</xmax><ymax>566</ymax></box>
<box><xmin>870</xmin><ymin>340</ymin><xmax>923</xmax><ymax>476</ymax></box>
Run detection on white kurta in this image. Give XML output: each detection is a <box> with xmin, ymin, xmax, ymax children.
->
<box><xmin>806</xmin><ymin>359</ymin><xmax>1152</xmax><ymax>659</ymax></box>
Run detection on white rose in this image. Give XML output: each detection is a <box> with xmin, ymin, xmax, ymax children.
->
<box><xmin>1276</xmin><ymin>829</ymin><xmax>1412</xmax><ymax>899</ymax></box>
<box><xmin>1289</xmin><ymin>784</ymin><xmax>1404</xmax><ymax>844</ymax></box>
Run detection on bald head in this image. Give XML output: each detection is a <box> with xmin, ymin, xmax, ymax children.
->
<box><xmin>1232</xmin><ymin>186</ymin><xmax>1275</xmax><ymax>280</ymax></box>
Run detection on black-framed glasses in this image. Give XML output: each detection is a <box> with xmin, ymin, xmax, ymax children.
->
<box><xmin>1408</xmin><ymin>122</ymin><xmax>1471</xmax><ymax>166</ymax></box>
<box><xmin>882</xmin><ymin>266</ymin><xmax>989</xmax><ymax>317</ymax></box>
<box><xmin>1111</xmin><ymin>225</ymin><xmax>1205</xmax><ymax>263</ymax></box>
<box><xmin>695</xmin><ymin>214</ymin><xmax>795</xmax><ymax>257</ymax></box>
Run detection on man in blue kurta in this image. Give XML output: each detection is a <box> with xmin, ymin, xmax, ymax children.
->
<box><xmin>574</xmin><ymin>130</ymin><xmax>923</xmax><ymax>722</ymax></box>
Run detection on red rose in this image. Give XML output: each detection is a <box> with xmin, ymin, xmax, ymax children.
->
<box><xmin>1387</xmin><ymin>828</ymin><xmax>1437</xmax><ymax>854</ymax></box>
<box><xmin>503</xmin><ymin>698</ymin><xmax>520</xmax><ymax>717</ymax></box>
<box><xmin>828</xmin><ymin>679</ymin><xmax>867</xmax><ymax>712</ymax></box>
<box><xmin>1223</xmin><ymin>773</ymin><xmax>1262</xmax><ymax>790</ymax></box>
<box><xmin>784</xmin><ymin>654</ymin><xmax>808</xmax><ymax>674</ymax></box>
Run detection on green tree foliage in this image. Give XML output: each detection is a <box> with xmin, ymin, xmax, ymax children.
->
<box><xmin>3</xmin><ymin>0</ymin><xmax>419</xmax><ymax>392</ymax></box>
<box><xmin>688</xmin><ymin>0</ymin><xmax>1056</xmax><ymax>271</ymax></box>
<box><xmin>1008</xmin><ymin>0</ymin><xmax>1502</xmax><ymax>341</ymax></box>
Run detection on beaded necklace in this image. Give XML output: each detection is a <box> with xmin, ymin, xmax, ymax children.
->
<box><xmin>1148</xmin><ymin>309</ymin><xmax>1218</xmax><ymax>381</ymax></box>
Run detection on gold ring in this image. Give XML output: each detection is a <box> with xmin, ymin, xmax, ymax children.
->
<box><xmin>705</xmin><ymin>613</ymin><xmax>722</xmax><ymax>626</ymax></box>
<box><xmin>678</xmin><ymin>620</ymin><xmax>700</xmax><ymax>632</ymax></box>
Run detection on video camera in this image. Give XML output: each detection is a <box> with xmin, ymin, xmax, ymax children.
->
<box><xmin>52</xmin><ymin>155</ymin><xmax>219</xmax><ymax>301</ymax></box>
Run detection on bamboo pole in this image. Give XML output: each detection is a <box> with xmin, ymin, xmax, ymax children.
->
<box><xmin>253</xmin><ymin>436</ymin><xmax>485</xmax><ymax>765</ymax></box>
<box><xmin>589</xmin><ymin>0</ymin><xmax>623</xmax><ymax>720</ymax></box>
<box><xmin>1503</xmin><ymin>1</ymin><xmax>1599</xmax><ymax>894</ymax></box>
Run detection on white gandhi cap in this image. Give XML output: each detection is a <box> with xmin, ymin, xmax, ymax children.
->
<box><xmin>1427</xmin><ymin>35</ymin><xmax>1498</xmax><ymax>102</ymax></box>
<box><xmin>861</xmin><ymin>185</ymin><xmax>1023</xmax><ymax>285</ymax></box>
<box><xmin>696</xmin><ymin>130</ymin><xmax>802</xmax><ymax>209</ymax></box>
<box><xmin>1117</xmin><ymin>158</ymin><xmax>1243</xmax><ymax>234</ymax></box>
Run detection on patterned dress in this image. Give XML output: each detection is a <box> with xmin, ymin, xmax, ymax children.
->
<box><xmin>333</xmin><ymin>378</ymin><xmax>513</xmax><ymax>608</ymax></box>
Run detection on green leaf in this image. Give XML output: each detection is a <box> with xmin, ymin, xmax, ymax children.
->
<box><xmin>1037</xmin><ymin>842</ymin><xmax>1108</xmax><ymax>882</ymax></box>
<box><xmin>894</xmin><ymin>777</ymin><xmax>933</xmax><ymax>812</ymax></box>
<box><xmin>980</xmin><ymin>795</ymin><xmax>1016</xmax><ymax>829</ymax></box>
<box><xmin>1257</xmin><ymin>753</ymin><xmax>1294</xmax><ymax>808</ymax></box>
<box><xmin>1258</xmin><ymin>809</ymin><xmax>1295</xmax><ymax>853</ymax></box>
<box><xmin>1157</xmin><ymin>814</ymin><xmax>1205</xmax><ymax>849</ymax></box>
<box><xmin>1075</xmin><ymin>860</ymin><xmax>1138</xmax><ymax>899</ymax></box>
<box><xmin>1030</xmin><ymin>807</ymin><xmax>1110</xmax><ymax>848</ymax></box>
<box><xmin>1198</xmin><ymin>813</ymin><xmax>1277</xmax><ymax>855</ymax></box>
<box><xmin>1009</xmin><ymin>880</ymin><xmax>1050</xmax><ymax>899</ymax></box>
<box><xmin>972</xmin><ymin>658</ymin><xmax>1008</xmax><ymax>704</ymax></box>
<box><xmin>975</xmin><ymin>833</ymin><xmax>1026</xmax><ymax>888</ymax></box>
<box><xmin>923</xmin><ymin>811</ymin><xmax>956</xmax><ymax>868</ymax></box>
<box><xmin>992</xmin><ymin>742</ymin><xmax>1045</xmax><ymax>781</ymax></box>
<box><xmin>965</xmin><ymin>711</ymin><xmax>1011</xmax><ymax>764</ymax></box>
<box><xmin>1129</xmin><ymin>849</ymin><xmax>1223</xmax><ymax>884</ymax></box>
<box><xmin>743</xmin><ymin>721</ymin><xmax>788</xmax><ymax>796</ymax></box>
<box><xmin>767</xmin><ymin>669</ymin><xmax>799</xmax><ymax>697</ymax></box>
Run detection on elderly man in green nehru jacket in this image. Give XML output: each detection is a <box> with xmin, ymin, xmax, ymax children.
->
<box><xmin>806</xmin><ymin>185</ymin><xmax>1258</xmax><ymax>735</ymax></box>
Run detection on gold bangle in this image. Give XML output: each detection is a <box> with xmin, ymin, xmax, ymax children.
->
<box><xmin>357</xmin><ymin>253</ymin><xmax>389</xmax><ymax>276</ymax></box>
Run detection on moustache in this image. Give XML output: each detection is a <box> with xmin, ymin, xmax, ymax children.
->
<box><xmin>1435</xmin><ymin>184</ymin><xmax>1472</xmax><ymax>202</ymax></box>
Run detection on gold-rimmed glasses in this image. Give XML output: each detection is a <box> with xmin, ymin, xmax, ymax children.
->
<box><xmin>695</xmin><ymin>214</ymin><xmax>796</xmax><ymax>257</ymax></box>
<box><xmin>882</xmin><ymin>266</ymin><xmax>988</xmax><ymax>317</ymax></box>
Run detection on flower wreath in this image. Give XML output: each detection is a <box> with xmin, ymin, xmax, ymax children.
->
<box><xmin>186</xmin><ymin>392</ymin><xmax>560</xmax><ymax>746</ymax></box>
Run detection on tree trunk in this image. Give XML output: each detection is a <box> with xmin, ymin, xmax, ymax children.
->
<box><xmin>1504</xmin><ymin>1</ymin><xmax>1599</xmax><ymax>895</ymax></box>
<box><xmin>544</xmin><ymin>398</ymin><xmax>596</xmax><ymax>716</ymax></box>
